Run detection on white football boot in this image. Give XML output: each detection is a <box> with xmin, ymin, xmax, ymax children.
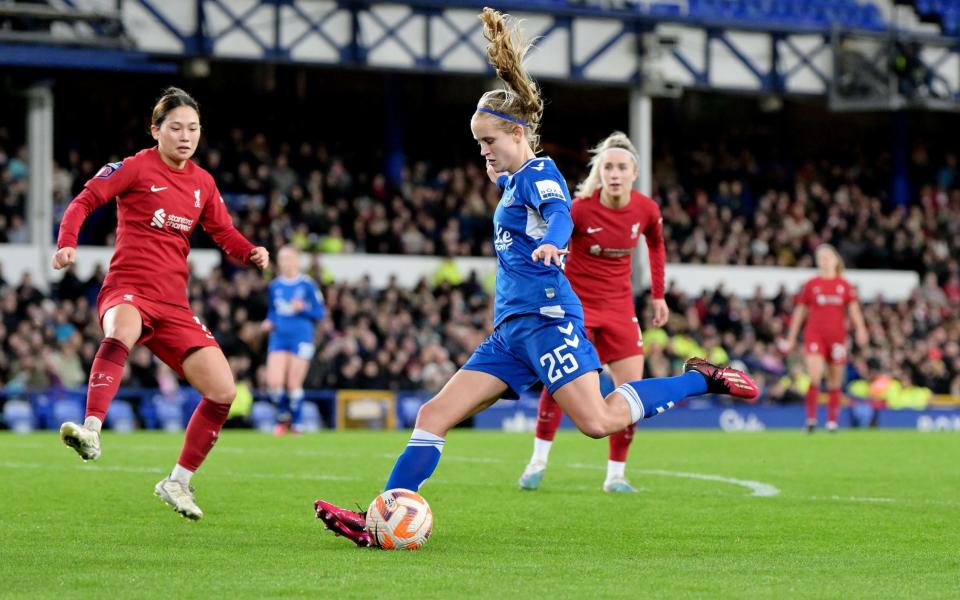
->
<box><xmin>59</xmin><ymin>422</ymin><xmax>101</xmax><ymax>461</ymax></box>
<box><xmin>154</xmin><ymin>478</ymin><xmax>204</xmax><ymax>520</ymax></box>
<box><xmin>603</xmin><ymin>475</ymin><xmax>638</xmax><ymax>493</ymax></box>
<box><xmin>518</xmin><ymin>460</ymin><xmax>547</xmax><ymax>491</ymax></box>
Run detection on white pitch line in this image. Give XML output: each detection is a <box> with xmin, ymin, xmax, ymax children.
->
<box><xmin>808</xmin><ymin>495</ymin><xmax>896</xmax><ymax>504</ymax></box>
<box><xmin>567</xmin><ymin>463</ymin><xmax>781</xmax><ymax>497</ymax></box>
<box><xmin>0</xmin><ymin>461</ymin><xmax>357</xmax><ymax>482</ymax></box>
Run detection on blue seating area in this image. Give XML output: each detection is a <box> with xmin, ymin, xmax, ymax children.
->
<box><xmin>685</xmin><ymin>0</ymin><xmax>887</xmax><ymax>30</ymax></box>
<box><xmin>915</xmin><ymin>0</ymin><xmax>960</xmax><ymax>34</ymax></box>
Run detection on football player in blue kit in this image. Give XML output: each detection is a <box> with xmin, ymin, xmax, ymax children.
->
<box><xmin>314</xmin><ymin>8</ymin><xmax>759</xmax><ymax>547</ymax></box>
<box><xmin>262</xmin><ymin>245</ymin><xmax>325</xmax><ymax>434</ymax></box>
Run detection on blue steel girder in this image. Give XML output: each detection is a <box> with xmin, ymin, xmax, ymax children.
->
<box><xmin>95</xmin><ymin>0</ymin><xmax>960</xmax><ymax>98</ymax></box>
<box><xmin>361</xmin><ymin>5</ymin><xmax>425</xmax><ymax>66</ymax></box>
<box><xmin>205</xmin><ymin>0</ymin><xmax>277</xmax><ymax>57</ymax></box>
<box><xmin>570</xmin><ymin>20</ymin><xmax>630</xmax><ymax>80</ymax></box>
<box><xmin>711</xmin><ymin>30</ymin><xmax>770</xmax><ymax>89</ymax></box>
<box><xmin>433</xmin><ymin>11</ymin><xmax>487</xmax><ymax>67</ymax></box>
<box><xmin>135</xmin><ymin>0</ymin><xmax>197</xmax><ymax>53</ymax></box>
<box><xmin>780</xmin><ymin>35</ymin><xmax>830</xmax><ymax>86</ymax></box>
<box><xmin>285</xmin><ymin>2</ymin><xmax>343</xmax><ymax>57</ymax></box>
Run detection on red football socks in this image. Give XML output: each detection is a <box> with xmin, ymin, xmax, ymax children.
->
<box><xmin>535</xmin><ymin>388</ymin><xmax>564</xmax><ymax>442</ymax></box>
<box><xmin>608</xmin><ymin>424</ymin><xmax>635</xmax><ymax>462</ymax></box>
<box><xmin>177</xmin><ymin>399</ymin><xmax>231</xmax><ymax>472</ymax></box>
<box><xmin>85</xmin><ymin>337</ymin><xmax>130</xmax><ymax>421</ymax></box>
<box><xmin>804</xmin><ymin>386</ymin><xmax>819</xmax><ymax>422</ymax></box>
<box><xmin>827</xmin><ymin>389</ymin><xmax>842</xmax><ymax>424</ymax></box>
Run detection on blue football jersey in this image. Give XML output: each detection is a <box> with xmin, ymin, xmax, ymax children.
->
<box><xmin>492</xmin><ymin>156</ymin><xmax>583</xmax><ymax>327</ymax></box>
<box><xmin>267</xmin><ymin>275</ymin><xmax>325</xmax><ymax>338</ymax></box>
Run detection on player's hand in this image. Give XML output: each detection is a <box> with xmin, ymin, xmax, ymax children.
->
<box><xmin>260</xmin><ymin>320</ymin><xmax>274</xmax><ymax>333</ymax></box>
<box><xmin>531</xmin><ymin>244</ymin><xmax>568</xmax><ymax>267</ymax></box>
<box><xmin>52</xmin><ymin>247</ymin><xmax>76</xmax><ymax>270</ymax></box>
<box><xmin>651</xmin><ymin>298</ymin><xmax>670</xmax><ymax>327</ymax></box>
<box><xmin>291</xmin><ymin>299</ymin><xmax>305</xmax><ymax>313</ymax></box>
<box><xmin>855</xmin><ymin>329</ymin><xmax>869</xmax><ymax>347</ymax></box>
<box><xmin>249</xmin><ymin>247</ymin><xmax>269</xmax><ymax>269</ymax></box>
<box><xmin>777</xmin><ymin>337</ymin><xmax>794</xmax><ymax>354</ymax></box>
<box><xmin>486</xmin><ymin>163</ymin><xmax>507</xmax><ymax>184</ymax></box>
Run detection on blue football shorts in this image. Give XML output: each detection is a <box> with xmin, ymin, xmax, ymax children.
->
<box><xmin>463</xmin><ymin>313</ymin><xmax>601</xmax><ymax>399</ymax></box>
<box><xmin>268</xmin><ymin>334</ymin><xmax>316</xmax><ymax>360</ymax></box>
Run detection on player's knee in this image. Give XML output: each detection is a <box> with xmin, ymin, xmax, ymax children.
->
<box><xmin>104</xmin><ymin>325</ymin><xmax>138</xmax><ymax>348</ymax></box>
<box><xmin>414</xmin><ymin>399</ymin><xmax>445</xmax><ymax>433</ymax></box>
<box><xmin>207</xmin><ymin>383</ymin><xmax>237</xmax><ymax>405</ymax></box>
<box><xmin>576</xmin><ymin>419</ymin><xmax>608</xmax><ymax>439</ymax></box>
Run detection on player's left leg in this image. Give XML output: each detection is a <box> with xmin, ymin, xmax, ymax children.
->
<box><xmin>265</xmin><ymin>350</ymin><xmax>291</xmax><ymax>434</ymax></box>
<box><xmin>518</xmin><ymin>388</ymin><xmax>563</xmax><ymax>490</ymax></box>
<box><xmin>803</xmin><ymin>352</ymin><xmax>826</xmax><ymax>433</ymax></box>
<box><xmin>315</xmin><ymin>368</ymin><xmax>507</xmax><ymax>547</ymax></box>
<box><xmin>154</xmin><ymin>343</ymin><xmax>236</xmax><ymax>521</ymax></box>
<box><xmin>825</xmin><ymin>358</ymin><xmax>846</xmax><ymax>433</ymax></box>
<box><xmin>604</xmin><ymin>354</ymin><xmax>644</xmax><ymax>493</ymax></box>
<box><xmin>285</xmin><ymin>351</ymin><xmax>312</xmax><ymax>433</ymax></box>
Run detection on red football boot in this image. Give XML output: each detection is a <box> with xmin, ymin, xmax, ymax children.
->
<box><xmin>683</xmin><ymin>357</ymin><xmax>760</xmax><ymax>403</ymax></box>
<box><xmin>314</xmin><ymin>499</ymin><xmax>374</xmax><ymax>548</ymax></box>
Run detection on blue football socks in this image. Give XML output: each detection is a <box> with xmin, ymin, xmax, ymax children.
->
<box><xmin>616</xmin><ymin>371</ymin><xmax>708</xmax><ymax>422</ymax></box>
<box><xmin>385</xmin><ymin>428</ymin><xmax>445</xmax><ymax>492</ymax></box>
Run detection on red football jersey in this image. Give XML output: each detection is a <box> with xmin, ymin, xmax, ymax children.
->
<box><xmin>564</xmin><ymin>189</ymin><xmax>665</xmax><ymax>317</ymax></box>
<box><xmin>58</xmin><ymin>147</ymin><xmax>254</xmax><ymax>305</ymax></box>
<box><xmin>795</xmin><ymin>276</ymin><xmax>857</xmax><ymax>335</ymax></box>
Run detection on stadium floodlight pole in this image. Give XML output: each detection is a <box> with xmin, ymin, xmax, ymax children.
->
<box><xmin>629</xmin><ymin>87</ymin><xmax>654</xmax><ymax>293</ymax></box>
<box><xmin>629</xmin><ymin>88</ymin><xmax>653</xmax><ymax>196</ymax></box>
<box><xmin>27</xmin><ymin>83</ymin><xmax>54</xmax><ymax>281</ymax></box>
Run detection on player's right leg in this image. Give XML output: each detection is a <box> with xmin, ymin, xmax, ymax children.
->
<box><xmin>265</xmin><ymin>349</ymin><xmax>291</xmax><ymax>435</ymax></box>
<box><xmin>315</xmin><ymin>369</ymin><xmax>507</xmax><ymax>547</ymax></box>
<box><xmin>825</xmin><ymin>360</ymin><xmax>846</xmax><ymax>433</ymax></box>
<box><xmin>518</xmin><ymin>388</ymin><xmax>563</xmax><ymax>490</ymax></box>
<box><xmin>60</xmin><ymin>303</ymin><xmax>142</xmax><ymax>461</ymax></box>
<box><xmin>553</xmin><ymin>358</ymin><xmax>759</xmax><ymax>439</ymax></box>
<box><xmin>803</xmin><ymin>353</ymin><xmax>826</xmax><ymax>433</ymax></box>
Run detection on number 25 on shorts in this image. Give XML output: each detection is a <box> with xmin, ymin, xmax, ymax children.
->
<box><xmin>539</xmin><ymin>336</ymin><xmax>580</xmax><ymax>384</ymax></box>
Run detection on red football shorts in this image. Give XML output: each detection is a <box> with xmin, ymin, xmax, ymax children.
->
<box><xmin>585</xmin><ymin>310</ymin><xmax>644</xmax><ymax>364</ymax></box>
<box><xmin>803</xmin><ymin>329</ymin><xmax>848</xmax><ymax>365</ymax></box>
<box><xmin>97</xmin><ymin>287</ymin><xmax>220</xmax><ymax>377</ymax></box>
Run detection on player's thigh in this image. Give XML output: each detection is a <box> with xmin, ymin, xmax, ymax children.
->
<box><xmin>825</xmin><ymin>361</ymin><xmax>846</xmax><ymax>388</ymax></box>
<box><xmin>804</xmin><ymin>352</ymin><xmax>826</xmax><ymax>382</ymax></box>
<box><xmin>100</xmin><ymin>303</ymin><xmax>144</xmax><ymax>349</ymax></box>
<box><xmin>265</xmin><ymin>351</ymin><xmax>290</xmax><ymax>387</ymax></box>
<box><xmin>607</xmin><ymin>355</ymin><xmax>645</xmax><ymax>386</ymax></box>
<box><xmin>415</xmin><ymin>369</ymin><xmax>507</xmax><ymax>436</ymax></box>
<box><xmin>285</xmin><ymin>355</ymin><xmax>311</xmax><ymax>389</ymax></box>
<box><xmin>182</xmin><ymin>346</ymin><xmax>237</xmax><ymax>405</ymax></box>
<box><xmin>551</xmin><ymin>370</ymin><xmax>629</xmax><ymax>439</ymax></box>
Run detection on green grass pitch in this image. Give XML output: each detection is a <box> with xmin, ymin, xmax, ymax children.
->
<box><xmin>2</xmin><ymin>430</ymin><xmax>958</xmax><ymax>599</ymax></box>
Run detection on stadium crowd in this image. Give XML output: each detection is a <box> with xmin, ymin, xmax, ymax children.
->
<box><xmin>5</xmin><ymin>128</ymin><xmax>951</xmax><ymax>283</ymax></box>
<box><xmin>4</xmin><ymin>126</ymin><xmax>959</xmax><ymax>277</ymax></box>
<box><xmin>1</xmin><ymin>251</ymin><xmax>958</xmax><ymax>413</ymax></box>
<box><xmin>2</xmin><ymin>127</ymin><xmax>959</xmax><ymax>419</ymax></box>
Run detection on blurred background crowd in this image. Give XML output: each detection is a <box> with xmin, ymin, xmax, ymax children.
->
<box><xmin>2</xmin><ymin>121</ymin><xmax>959</xmax><ymax>419</ymax></box>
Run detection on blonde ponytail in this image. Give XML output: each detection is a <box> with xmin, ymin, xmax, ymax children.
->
<box><xmin>475</xmin><ymin>8</ymin><xmax>544</xmax><ymax>152</ymax></box>
<box><xmin>575</xmin><ymin>131</ymin><xmax>640</xmax><ymax>198</ymax></box>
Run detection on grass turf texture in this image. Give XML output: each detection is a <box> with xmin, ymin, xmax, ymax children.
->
<box><xmin>1</xmin><ymin>430</ymin><xmax>958</xmax><ymax>599</ymax></box>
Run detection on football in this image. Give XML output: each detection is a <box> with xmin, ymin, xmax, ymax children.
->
<box><xmin>365</xmin><ymin>489</ymin><xmax>433</xmax><ymax>550</ymax></box>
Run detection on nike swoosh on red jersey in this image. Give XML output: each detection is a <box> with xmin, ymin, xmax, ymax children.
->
<box><xmin>586</xmin><ymin>227</ymin><xmax>603</xmax><ymax>234</ymax></box>
<box><xmin>150</xmin><ymin>185</ymin><xmax>167</xmax><ymax>192</ymax></box>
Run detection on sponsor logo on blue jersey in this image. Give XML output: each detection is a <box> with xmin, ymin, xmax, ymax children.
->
<box><xmin>494</xmin><ymin>225</ymin><xmax>513</xmax><ymax>252</ymax></box>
